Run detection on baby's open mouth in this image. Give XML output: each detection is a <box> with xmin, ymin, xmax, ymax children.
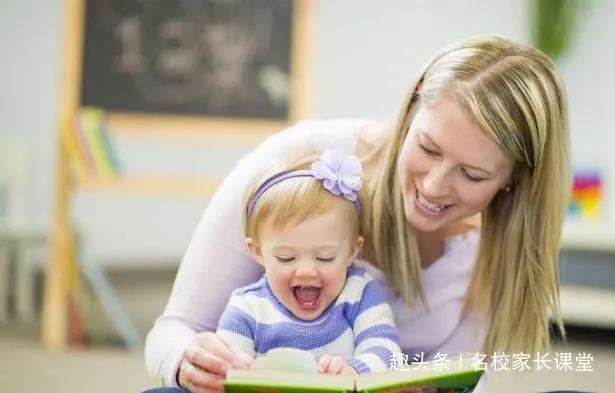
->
<box><xmin>292</xmin><ymin>286</ymin><xmax>321</xmax><ymax>310</ymax></box>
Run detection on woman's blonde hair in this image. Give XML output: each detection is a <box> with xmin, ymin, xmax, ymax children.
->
<box><xmin>243</xmin><ymin>153</ymin><xmax>368</xmax><ymax>243</ymax></box>
<box><xmin>369</xmin><ymin>36</ymin><xmax>571</xmax><ymax>354</ymax></box>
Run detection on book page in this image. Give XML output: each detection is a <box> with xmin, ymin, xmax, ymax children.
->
<box><xmin>227</xmin><ymin>368</ymin><xmax>354</xmax><ymax>390</ymax></box>
<box><xmin>226</xmin><ymin>348</ymin><xmax>354</xmax><ymax>391</ymax></box>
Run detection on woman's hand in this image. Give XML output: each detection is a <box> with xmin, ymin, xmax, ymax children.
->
<box><xmin>177</xmin><ymin>331</ymin><xmax>253</xmax><ymax>393</ymax></box>
<box><xmin>318</xmin><ymin>355</ymin><xmax>358</xmax><ymax>376</ymax></box>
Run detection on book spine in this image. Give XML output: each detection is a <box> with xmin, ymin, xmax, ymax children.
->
<box><xmin>81</xmin><ymin>107</ymin><xmax>115</xmax><ymax>180</ymax></box>
<box><xmin>99</xmin><ymin>116</ymin><xmax>120</xmax><ymax>173</ymax></box>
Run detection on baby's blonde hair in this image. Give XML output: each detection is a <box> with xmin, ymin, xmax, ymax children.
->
<box><xmin>243</xmin><ymin>154</ymin><xmax>367</xmax><ymax>243</ymax></box>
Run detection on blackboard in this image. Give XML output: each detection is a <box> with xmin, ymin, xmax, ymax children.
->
<box><xmin>81</xmin><ymin>0</ymin><xmax>295</xmax><ymax>120</ymax></box>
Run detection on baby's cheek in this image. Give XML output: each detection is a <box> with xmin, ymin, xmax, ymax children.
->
<box><xmin>266</xmin><ymin>271</ymin><xmax>291</xmax><ymax>297</ymax></box>
<box><xmin>324</xmin><ymin>270</ymin><xmax>346</xmax><ymax>297</ymax></box>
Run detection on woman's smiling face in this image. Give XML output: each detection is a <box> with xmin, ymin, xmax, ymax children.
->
<box><xmin>397</xmin><ymin>95</ymin><xmax>515</xmax><ymax>233</ymax></box>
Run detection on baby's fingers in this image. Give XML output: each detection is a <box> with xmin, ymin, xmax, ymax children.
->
<box><xmin>318</xmin><ymin>354</ymin><xmax>333</xmax><ymax>373</ymax></box>
<box><xmin>339</xmin><ymin>364</ymin><xmax>358</xmax><ymax>376</ymax></box>
<box><xmin>319</xmin><ymin>355</ymin><xmax>348</xmax><ymax>374</ymax></box>
<box><xmin>326</xmin><ymin>357</ymin><xmax>347</xmax><ymax>374</ymax></box>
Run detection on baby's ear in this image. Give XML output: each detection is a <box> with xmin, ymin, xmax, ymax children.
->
<box><xmin>245</xmin><ymin>237</ymin><xmax>264</xmax><ymax>265</ymax></box>
<box><xmin>348</xmin><ymin>236</ymin><xmax>364</xmax><ymax>265</ymax></box>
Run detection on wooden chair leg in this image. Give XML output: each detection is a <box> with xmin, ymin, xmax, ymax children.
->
<box><xmin>0</xmin><ymin>242</ymin><xmax>10</xmax><ymax>323</ymax></box>
<box><xmin>15</xmin><ymin>238</ymin><xmax>37</xmax><ymax>322</ymax></box>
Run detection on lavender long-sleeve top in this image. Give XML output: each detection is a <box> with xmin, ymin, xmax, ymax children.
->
<box><xmin>144</xmin><ymin>119</ymin><xmax>489</xmax><ymax>388</ymax></box>
<box><xmin>217</xmin><ymin>265</ymin><xmax>401</xmax><ymax>374</ymax></box>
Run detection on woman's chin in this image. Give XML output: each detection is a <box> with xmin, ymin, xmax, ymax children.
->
<box><xmin>408</xmin><ymin>215</ymin><xmax>445</xmax><ymax>233</ymax></box>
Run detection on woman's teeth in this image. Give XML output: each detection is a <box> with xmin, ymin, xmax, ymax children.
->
<box><xmin>417</xmin><ymin>191</ymin><xmax>446</xmax><ymax>212</ymax></box>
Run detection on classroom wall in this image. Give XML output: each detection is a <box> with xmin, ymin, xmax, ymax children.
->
<box><xmin>1</xmin><ymin>1</ymin><xmax>62</xmax><ymax>227</ymax></box>
<box><xmin>561</xmin><ymin>0</ymin><xmax>615</xmax><ymax>211</ymax></box>
<box><xmin>1</xmin><ymin>0</ymin><xmax>613</xmax><ymax>267</ymax></box>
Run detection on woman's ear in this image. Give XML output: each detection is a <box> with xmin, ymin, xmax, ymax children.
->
<box><xmin>245</xmin><ymin>237</ymin><xmax>264</xmax><ymax>265</ymax></box>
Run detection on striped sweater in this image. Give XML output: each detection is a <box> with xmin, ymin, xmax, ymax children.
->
<box><xmin>216</xmin><ymin>265</ymin><xmax>401</xmax><ymax>374</ymax></box>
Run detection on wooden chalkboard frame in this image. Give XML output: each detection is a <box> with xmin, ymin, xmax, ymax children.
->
<box><xmin>78</xmin><ymin>0</ymin><xmax>311</xmax><ymax>138</ymax></box>
<box><xmin>42</xmin><ymin>0</ymin><xmax>311</xmax><ymax>351</ymax></box>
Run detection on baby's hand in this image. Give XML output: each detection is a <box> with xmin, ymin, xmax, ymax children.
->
<box><xmin>318</xmin><ymin>355</ymin><xmax>358</xmax><ymax>376</ymax></box>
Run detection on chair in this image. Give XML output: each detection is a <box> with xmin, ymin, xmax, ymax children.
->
<box><xmin>0</xmin><ymin>136</ymin><xmax>46</xmax><ymax>323</ymax></box>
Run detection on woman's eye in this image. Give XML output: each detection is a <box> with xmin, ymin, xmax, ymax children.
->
<box><xmin>316</xmin><ymin>257</ymin><xmax>336</xmax><ymax>263</ymax></box>
<box><xmin>461</xmin><ymin>168</ymin><xmax>485</xmax><ymax>183</ymax></box>
<box><xmin>417</xmin><ymin>142</ymin><xmax>438</xmax><ymax>157</ymax></box>
<box><xmin>275</xmin><ymin>256</ymin><xmax>295</xmax><ymax>263</ymax></box>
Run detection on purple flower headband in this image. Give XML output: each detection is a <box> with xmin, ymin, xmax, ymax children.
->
<box><xmin>247</xmin><ymin>149</ymin><xmax>363</xmax><ymax>218</ymax></box>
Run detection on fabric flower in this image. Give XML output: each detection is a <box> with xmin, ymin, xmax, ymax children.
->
<box><xmin>311</xmin><ymin>149</ymin><xmax>363</xmax><ymax>202</ymax></box>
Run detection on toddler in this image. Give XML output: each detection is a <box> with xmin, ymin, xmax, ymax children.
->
<box><xmin>216</xmin><ymin>149</ymin><xmax>401</xmax><ymax>375</ymax></box>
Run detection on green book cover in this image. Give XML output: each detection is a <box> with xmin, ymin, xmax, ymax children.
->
<box><xmin>224</xmin><ymin>349</ymin><xmax>483</xmax><ymax>393</ymax></box>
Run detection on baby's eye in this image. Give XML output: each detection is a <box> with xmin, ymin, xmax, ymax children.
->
<box><xmin>275</xmin><ymin>256</ymin><xmax>295</xmax><ymax>263</ymax></box>
<box><xmin>316</xmin><ymin>256</ymin><xmax>336</xmax><ymax>263</ymax></box>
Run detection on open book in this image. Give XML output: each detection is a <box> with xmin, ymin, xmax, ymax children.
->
<box><xmin>225</xmin><ymin>348</ymin><xmax>484</xmax><ymax>392</ymax></box>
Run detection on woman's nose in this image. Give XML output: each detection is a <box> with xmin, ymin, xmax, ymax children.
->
<box><xmin>422</xmin><ymin>164</ymin><xmax>451</xmax><ymax>198</ymax></box>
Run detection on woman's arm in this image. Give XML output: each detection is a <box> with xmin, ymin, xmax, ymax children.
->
<box><xmin>144</xmin><ymin>150</ymin><xmax>264</xmax><ymax>386</ymax></box>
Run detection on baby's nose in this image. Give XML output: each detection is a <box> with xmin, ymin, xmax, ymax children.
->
<box><xmin>295</xmin><ymin>260</ymin><xmax>318</xmax><ymax>277</ymax></box>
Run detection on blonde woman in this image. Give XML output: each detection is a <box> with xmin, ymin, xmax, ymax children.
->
<box><xmin>145</xmin><ymin>35</ymin><xmax>570</xmax><ymax>392</ymax></box>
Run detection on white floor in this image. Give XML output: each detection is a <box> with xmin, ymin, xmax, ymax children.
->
<box><xmin>1</xmin><ymin>270</ymin><xmax>614</xmax><ymax>393</ymax></box>
<box><xmin>0</xmin><ymin>333</ymin><xmax>150</xmax><ymax>393</ymax></box>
